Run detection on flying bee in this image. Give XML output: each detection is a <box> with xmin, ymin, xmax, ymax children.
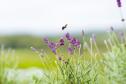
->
<box><xmin>62</xmin><ymin>24</ymin><xmax>68</xmax><ymax>30</ymax></box>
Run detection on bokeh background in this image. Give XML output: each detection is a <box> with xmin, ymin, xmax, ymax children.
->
<box><xmin>0</xmin><ymin>0</ymin><xmax>126</xmax><ymax>68</ymax></box>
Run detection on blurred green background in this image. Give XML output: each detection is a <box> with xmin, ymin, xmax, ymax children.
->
<box><xmin>0</xmin><ymin>30</ymin><xmax>123</xmax><ymax>69</ymax></box>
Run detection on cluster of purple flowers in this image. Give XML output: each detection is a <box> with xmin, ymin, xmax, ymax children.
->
<box><xmin>65</xmin><ymin>33</ymin><xmax>80</xmax><ymax>47</ymax></box>
<box><xmin>116</xmin><ymin>0</ymin><xmax>121</xmax><ymax>7</ymax></box>
<box><xmin>44</xmin><ymin>33</ymin><xmax>80</xmax><ymax>55</ymax></box>
<box><xmin>43</xmin><ymin>37</ymin><xmax>65</xmax><ymax>54</ymax></box>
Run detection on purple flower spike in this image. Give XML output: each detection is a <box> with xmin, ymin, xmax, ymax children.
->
<box><xmin>66</xmin><ymin>33</ymin><xmax>72</xmax><ymax>40</ymax></box>
<box><xmin>75</xmin><ymin>39</ymin><xmax>80</xmax><ymax>47</ymax></box>
<box><xmin>48</xmin><ymin>42</ymin><xmax>57</xmax><ymax>54</ymax></box>
<box><xmin>51</xmin><ymin>48</ymin><xmax>56</xmax><ymax>54</ymax></box>
<box><xmin>68</xmin><ymin>47</ymin><xmax>74</xmax><ymax>54</ymax></box>
<box><xmin>70</xmin><ymin>38</ymin><xmax>76</xmax><ymax>45</ymax></box>
<box><xmin>59</xmin><ymin>37</ymin><xmax>64</xmax><ymax>46</ymax></box>
<box><xmin>117</xmin><ymin>0</ymin><xmax>122</xmax><ymax>7</ymax></box>
<box><xmin>48</xmin><ymin>42</ymin><xmax>56</xmax><ymax>49</ymax></box>
<box><xmin>43</xmin><ymin>37</ymin><xmax>49</xmax><ymax>44</ymax></box>
<box><xmin>65</xmin><ymin>33</ymin><xmax>80</xmax><ymax>47</ymax></box>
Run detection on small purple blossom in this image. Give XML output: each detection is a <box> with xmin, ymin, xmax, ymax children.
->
<box><xmin>70</xmin><ymin>38</ymin><xmax>76</xmax><ymax>45</ymax></box>
<box><xmin>75</xmin><ymin>39</ymin><xmax>80</xmax><ymax>46</ymax></box>
<box><xmin>65</xmin><ymin>33</ymin><xmax>81</xmax><ymax>47</ymax></box>
<box><xmin>48</xmin><ymin>42</ymin><xmax>56</xmax><ymax>49</ymax></box>
<box><xmin>116</xmin><ymin>0</ymin><xmax>122</xmax><ymax>7</ymax></box>
<box><xmin>66</xmin><ymin>33</ymin><xmax>72</xmax><ymax>40</ymax></box>
<box><xmin>70</xmin><ymin>37</ymin><xmax>80</xmax><ymax>47</ymax></box>
<box><xmin>68</xmin><ymin>47</ymin><xmax>74</xmax><ymax>54</ymax></box>
<box><xmin>48</xmin><ymin>42</ymin><xmax>57</xmax><ymax>54</ymax></box>
<box><xmin>59</xmin><ymin>37</ymin><xmax>64</xmax><ymax>46</ymax></box>
<box><xmin>44</xmin><ymin>33</ymin><xmax>81</xmax><ymax>54</ymax></box>
<box><xmin>43</xmin><ymin>38</ymin><xmax>49</xmax><ymax>44</ymax></box>
<box><xmin>51</xmin><ymin>48</ymin><xmax>56</xmax><ymax>54</ymax></box>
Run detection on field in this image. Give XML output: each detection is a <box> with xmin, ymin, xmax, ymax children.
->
<box><xmin>0</xmin><ymin>32</ymin><xmax>107</xmax><ymax>69</ymax></box>
<box><xmin>1</xmin><ymin>30</ymin><xmax>126</xmax><ymax>84</ymax></box>
<box><xmin>0</xmin><ymin>0</ymin><xmax>126</xmax><ymax>83</ymax></box>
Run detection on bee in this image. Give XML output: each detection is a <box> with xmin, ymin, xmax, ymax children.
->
<box><xmin>62</xmin><ymin>24</ymin><xmax>68</xmax><ymax>30</ymax></box>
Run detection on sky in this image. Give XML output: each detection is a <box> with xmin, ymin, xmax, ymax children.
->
<box><xmin>0</xmin><ymin>0</ymin><xmax>126</xmax><ymax>36</ymax></box>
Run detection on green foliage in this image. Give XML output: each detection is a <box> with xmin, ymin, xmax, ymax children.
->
<box><xmin>102</xmin><ymin>44</ymin><xmax>126</xmax><ymax>84</ymax></box>
<box><xmin>0</xmin><ymin>45</ymin><xmax>18</xmax><ymax>84</ymax></box>
<box><xmin>37</xmin><ymin>30</ymin><xmax>126</xmax><ymax>84</ymax></box>
<box><xmin>55</xmin><ymin>57</ymin><xmax>98</xmax><ymax>84</ymax></box>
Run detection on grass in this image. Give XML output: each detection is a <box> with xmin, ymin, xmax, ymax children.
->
<box><xmin>34</xmin><ymin>30</ymin><xmax>126</xmax><ymax>84</ymax></box>
<box><xmin>0</xmin><ymin>29</ymin><xmax>126</xmax><ymax>84</ymax></box>
<box><xmin>13</xmin><ymin>49</ymin><xmax>55</xmax><ymax>69</ymax></box>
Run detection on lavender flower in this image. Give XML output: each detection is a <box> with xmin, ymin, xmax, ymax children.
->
<box><xmin>48</xmin><ymin>42</ymin><xmax>57</xmax><ymax>54</ymax></box>
<box><xmin>43</xmin><ymin>37</ymin><xmax>65</xmax><ymax>54</ymax></box>
<box><xmin>51</xmin><ymin>48</ymin><xmax>56</xmax><ymax>54</ymax></box>
<box><xmin>48</xmin><ymin>42</ymin><xmax>56</xmax><ymax>48</ymax></box>
<box><xmin>59</xmin><ymin>37</ymin><xmax>64</xmax><ymax>46</ymax></box>
<box><xmin>43</xmin><ymin>37</ymin><xmax>49</xmax><ymax>44</ymax></box>
<box><xmin>75</xmin><ymin>39</ymin><xmax>81</xmax><ymax>48</ymax></box>
<box><xmin>65</xmin><ymin>33</ymin><xmax>80</xmax><ymax>47</ymax></box>
<box><xmin>70</xmin><ymin>37</ymin><xmax>80</xmax><ymax>47</ymax></box>
<box><xmin>44</xmin><ymin>33</ymin><xmax>80</xmax><ymax>54</ymax></box>
<box><xmin>68</xmin><ymin>47</ymin><xmax>74</xmax><ymax>54</ymax></box>
<box><xmin>70</xmin><ymin>38</ymin><xmax>76</xmax><ymax>45</ymax></box>
<box><xmin>66</xmin><ymin>33</ymin><xmax>72</xmax><ymax>40</ymax></box>
<box><xmin>116</xmin><ymin>0</ymin><xmax>122</xmax><ymax>7</ymax></box>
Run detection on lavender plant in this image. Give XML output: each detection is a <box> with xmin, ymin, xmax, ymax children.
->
<box><xmin>0</xmin><ymin>45</ymin><xmax>18</xmax><ymax>84</ymax></box>
<box><xmin>31</xmin><ymin>0</ymin><xmax>126</xmax><ymax>84</ymax></box>
<box><xmin>31</xmin><ymin>27</ymin><xmax>126</xmax><ymax>84</ymax></box>
<box><xmin>34</xmin><ymin>32</ymin><xmax>101</xmax><ymax>84</ymax></box>
<box><xmin>102</xmin><ymin>29</ymin><xmax>126</xmax><ymax>84</ymax></box>
<box><xmin>116</xmin><ymin>0</ymin><xmax>125</xmax><ymax>22</ymax></box>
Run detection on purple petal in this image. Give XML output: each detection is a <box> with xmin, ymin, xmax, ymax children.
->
<box><xmin>51</xmin><ymin>48</ymin><xmax>56</xmax><ymax>54</ymax></box>
<box><xmin>66</xmin><ymin>33</ymin><xmax>72</xmax><ymax>40</ymax></box>
<box><xmin>43</xmin><ymin>37</ymin><xmax>49</xmax><ymax>44</ymax></box>
<box><xmin>68</xmin><ymin>47</ymin><xmax>74</xmax><ymax>54</ymax></box>
<box><xmin>48</xmin><ymin>42</ymin><xmax>56</xmax><ymax>49</ymax></box>
<box><xmin>117</xmin><ymin>0</ymin><xmax>121</xmax><ymax>7</ymax></box>
<box><xmin>59</xmin><ymin>37</ymin><xmax>64</xmax><ymax>46</ymax></box>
